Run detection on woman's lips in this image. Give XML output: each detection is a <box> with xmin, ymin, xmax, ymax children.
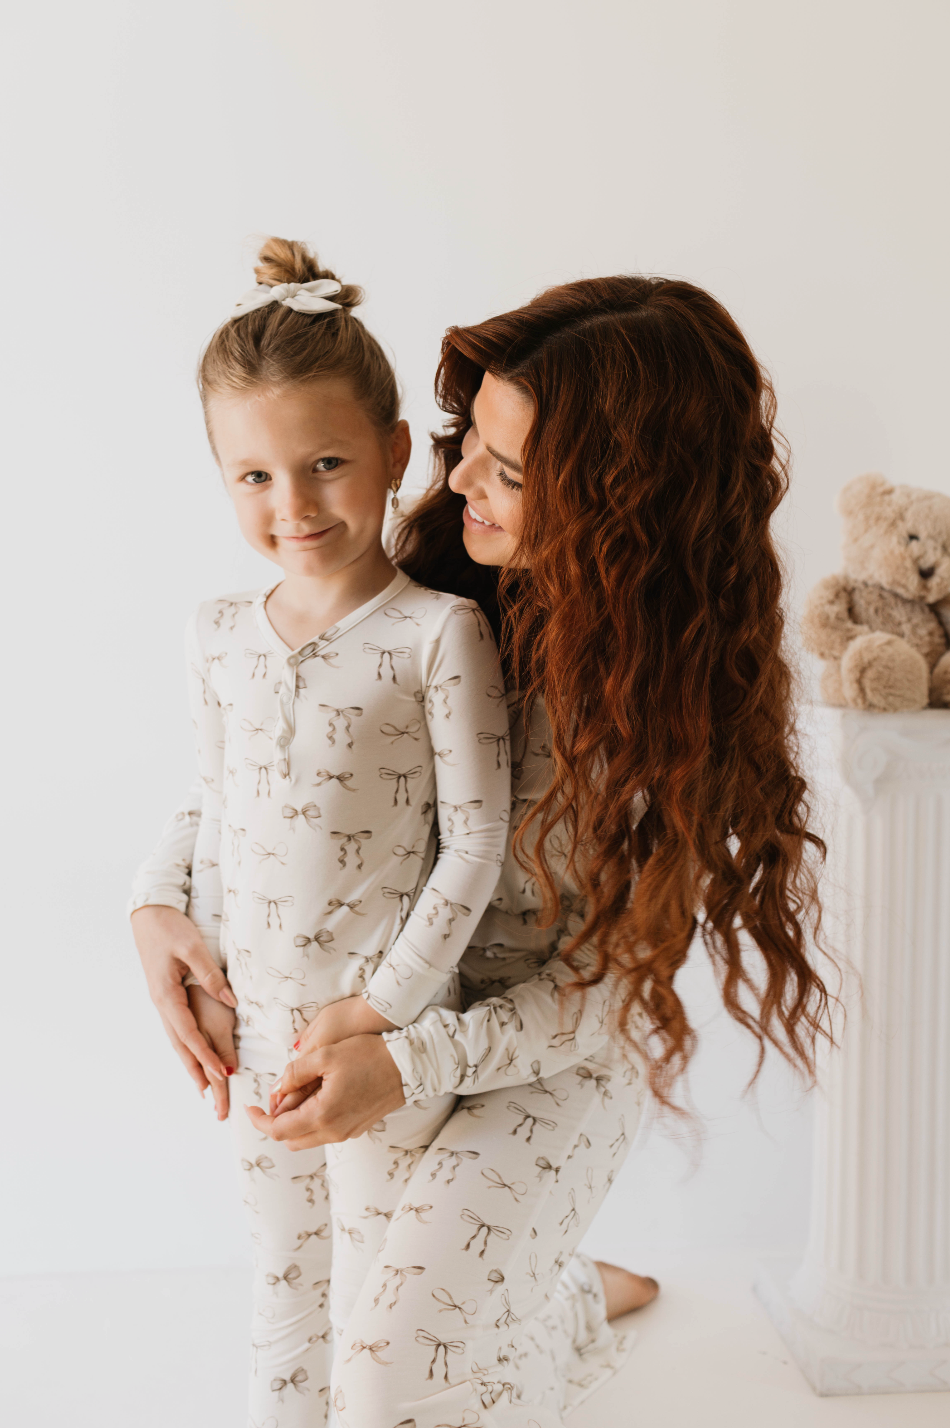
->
<box><xmin>463</xmin><ymin>503</ymin><xmax>504</xmax><ymax>533</ymax></box>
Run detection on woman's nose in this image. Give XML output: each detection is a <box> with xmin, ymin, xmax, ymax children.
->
<box><xmin>449</xmin><ymin>452</ymin><xmax>484</xmax><ymax>500</ymax></box>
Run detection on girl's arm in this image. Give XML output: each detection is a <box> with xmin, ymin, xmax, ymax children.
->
<box><xmin>381</xmin><ymin>934</ymin><xmax>627</xmax><ymax>1101</ymax></box>
<box><xmin>178</xmin><ymin>612</ymin><xmax>226</xmax><ymax>968</ymax></box>
<box><xmin>127</xmin><ymin>779</ymin><xmax>205</xmax><ymax>918</ymax></box>
<box><xmin>128</xmin><ymin>613</ymin><xmax>226</xmax><ymax>965</ymax></box>
<box><xmin>362</xmin><ymin>599</ymin><xmax>511</xmax><ymax>1027</ymax></box>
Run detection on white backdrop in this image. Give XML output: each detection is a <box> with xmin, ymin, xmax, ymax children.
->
<box><xmin>1</xmin><ymin>0</ymin><xmax>947</xmax><ymax>1277</ymax></box>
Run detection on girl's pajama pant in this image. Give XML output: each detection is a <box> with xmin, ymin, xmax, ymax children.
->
<box><xmin>231</xmin><ymin>1042</ymin><xmax>645</xmax><ymax>1428</ymax></box>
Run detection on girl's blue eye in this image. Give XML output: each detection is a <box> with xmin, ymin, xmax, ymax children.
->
<box><xmin>243</xmin><ymin>471</ymin><xmax>270</xmax><ymax>485</ymax></box>
<box><xmin>315</xmin><ymin>457</ymin><xmax>343</xmax><ymax>472</ymax></box>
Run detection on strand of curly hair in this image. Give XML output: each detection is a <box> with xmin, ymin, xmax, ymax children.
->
<box><xmin>395</xmin><ymin>274</ymin><xmax>834</xmax><ymax>1106</ymax></box>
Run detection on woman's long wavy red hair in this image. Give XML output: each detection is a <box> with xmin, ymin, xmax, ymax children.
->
<box><xmin>395</xmin><ymin>275</ymin><xmax>832</xmax><ymax>1104</ymax></box>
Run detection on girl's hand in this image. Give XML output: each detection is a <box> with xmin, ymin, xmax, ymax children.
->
<box><xmin>187</xmin><ymin>985</ymin><xmax>238</xmax><ymax>1120</ymax></box>
<box><xmin>249</xmin><ymin>1035</ymin><xmax>407</xmax><ymax>1150</ymax></box>
<box><xmin>269</xmin><ymin>997</ymin><xmax>396</xmax><ymax>1116</ymax></box>
<box><xmin>301</xmin><ymin>996</ymin><xmax>395</xmax><ymax>1055</ymax></box>
<box><xmin>131</xmin><ymin>903</ymin><xmax>238</xmax><ymax>1096</ymax></box>
<box><xmin>291</xmin><ymin>995</ymin><xmax>382</xmax><ymax>1060</ymax></box>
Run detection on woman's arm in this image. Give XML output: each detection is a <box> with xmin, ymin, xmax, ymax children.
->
<box><xmin>380</xmin><ymin>933</ymin><xmax>622</xmax><ymax>1101</ymax></box>
<box><xmin>362</xmin><ymin>599</ymin><xmax>511</xmax><ymax>1026</ymax></box>
<box><xmin>261</xmin><ymin>937</ymin><xmax>626</xmax><ymax>1152</ymax></box>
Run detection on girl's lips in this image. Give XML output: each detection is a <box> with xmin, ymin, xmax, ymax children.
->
<box><xmin>463</xmin><ymin>503</ymin><xmax>504</xmax><ymax>533</ymax></box>
<box><xmin>281</xmin><ymin>526</ymin><xmax>339</xmax><ymax>542</ymax></box>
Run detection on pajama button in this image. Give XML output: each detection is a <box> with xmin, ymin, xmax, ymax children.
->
<box><xmin>286</xmin><ymin>654</ymin><xmax>299</xmax><ymax>667</ymax></box>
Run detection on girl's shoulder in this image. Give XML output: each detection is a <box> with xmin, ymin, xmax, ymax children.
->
<box><xmin>398</xmin><ymin>579</ymin><xmax>494</xmax><ymax>645</ymax></box>
<box><xmin>192</xmin><ymin>588</ymin><xmax>267</xmax><ymax>641</ymax></box>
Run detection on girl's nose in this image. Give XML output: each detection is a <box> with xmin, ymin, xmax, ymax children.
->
<box><xmin>277</xmin><ymin>478</ymin><xmax>318</xmax><ymax>522</ymax></box>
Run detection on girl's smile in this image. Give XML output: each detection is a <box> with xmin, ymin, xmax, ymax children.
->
<box><xmin>279</xmin><ymin>524</ymin><xmax>341</xmax><ymax>543</ymax></box>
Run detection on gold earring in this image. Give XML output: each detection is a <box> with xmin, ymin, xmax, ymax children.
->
<box><xmin>390</xmin><ymin>476</ymin><xmax>402</xmax><ymax>512</ymax></box>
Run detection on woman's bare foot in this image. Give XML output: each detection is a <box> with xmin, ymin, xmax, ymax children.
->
<box><xmin>595</xmin><ymin>1261</ymin><xmax>659</xmax><ymax>1320</ymax></box>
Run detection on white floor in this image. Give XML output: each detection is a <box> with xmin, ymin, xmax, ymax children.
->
<box><xmin>1</xmin><ymin>1253</ymin><xmax>947</xmax><ymax>1426</ymax></box>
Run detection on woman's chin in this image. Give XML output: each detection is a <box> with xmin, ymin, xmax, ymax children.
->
<box><xmin>461</xmin><ymin>524</ymin><xmax>516</xmax><ymax>568</ymax></box>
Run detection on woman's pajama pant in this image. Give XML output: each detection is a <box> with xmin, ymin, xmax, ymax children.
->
<box><xmin>231</xmin><ymin>1042</ymin><xmax>646</xmax><ymax>1428</ymax></box>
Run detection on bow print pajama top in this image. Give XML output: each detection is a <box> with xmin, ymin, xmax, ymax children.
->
<box><xmin>146</xmin><ymin>568</ymin><xmax>511</xmax><ymax>1056</ymax></box>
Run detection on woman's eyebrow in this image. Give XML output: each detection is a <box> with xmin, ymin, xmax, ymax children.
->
<box><xmin>486</xmin><ymin>443</ymin><xmax>523</xmax><ymax>475</ymax></box>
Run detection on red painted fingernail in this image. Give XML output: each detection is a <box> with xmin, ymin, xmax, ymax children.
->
<box><xmin>224</xmin><ymin>1067</ymin><xmax>234</xmax><ymax>1077</ymax></box>
<box><xmin>293</xmin><ymin>1040</ymin><xmax>300</xmax><ymax>1050</ymax></box>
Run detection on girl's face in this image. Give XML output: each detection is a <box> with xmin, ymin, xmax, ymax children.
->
<box><xmin>208</xmin><ymin>379</ymin><xmax>410</xmax><ymax>581</ymax></box>
<box><xmin>449</xmin><ymin>373</ymin><xmax>532</xmax><ymax>568</ymax></box>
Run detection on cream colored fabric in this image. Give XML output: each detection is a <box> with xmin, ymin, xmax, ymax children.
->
<box><xmin>230</xmin><ymin>278</ymin><xmax>343</xmax><ymax>320</ymax></box>
<box><xmin>229</xmin><ymin>1034</ymin><xmax>644</xmax><ymax>1427</ymax></box>
<box><xmin>130</xmin><ymin>675</ymin><xmax>649</xmax><ymax>1424</ymax></box>
<box><xmin>131</xmin><ymin>570</ymin><xmax>511</xmax><ymax>1040</ymax></box>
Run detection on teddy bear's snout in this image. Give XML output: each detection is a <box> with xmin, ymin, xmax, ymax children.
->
<box><xmin>919</xmin><ymin>564</ymin><xmax>937</xmax><ymax>580</ymax></box>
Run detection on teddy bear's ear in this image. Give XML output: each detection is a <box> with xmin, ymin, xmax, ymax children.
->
<box><xmin>836</xmin><ymin>473</ymin><xmax>893</xmax><ymax>518</ymax></box>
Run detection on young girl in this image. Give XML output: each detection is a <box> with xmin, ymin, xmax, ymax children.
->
<box><xmin>131</xmin><ymin>237</ymin><xmax>511</xmax><ymax>1419</ymax></box>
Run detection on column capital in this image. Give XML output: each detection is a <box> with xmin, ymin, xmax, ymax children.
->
<box><xmin>802</xmin><ymin>704</ymin><xmax>950</xmax><ymax>809</ymax></box>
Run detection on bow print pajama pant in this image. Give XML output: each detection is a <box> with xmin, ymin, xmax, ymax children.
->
<box><xmin>231</xmin><ymin>1043</ymin><xmax>645</xmax><ymax>1428</ymax></box>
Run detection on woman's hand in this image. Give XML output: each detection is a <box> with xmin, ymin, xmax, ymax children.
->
<box><xmin>131</xmin><ymin>903</ymin><xmax>238</xmax><ymax>1095</ymax></box>
<box><xmin>248</xmin><ymin>1034</ymin><xmax>407</xmax><ymax>1150</ymax></box>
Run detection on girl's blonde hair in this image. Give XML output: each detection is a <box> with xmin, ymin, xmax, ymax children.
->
<box><xmin>198</xmin><ymin>237</ymin><xmax>399</xmax><ymax>432</ymax></box>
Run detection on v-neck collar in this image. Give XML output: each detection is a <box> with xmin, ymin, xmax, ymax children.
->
<box><xmin>253</xmin><ymin>568</ymin><xmax>412</xmax><ymax>657</ymax></box>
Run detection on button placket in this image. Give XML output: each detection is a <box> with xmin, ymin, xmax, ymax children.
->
<box><xmin>272</xmin><ymin>639</ymin><xmax>326</xmax><ymax>780</ymax></box>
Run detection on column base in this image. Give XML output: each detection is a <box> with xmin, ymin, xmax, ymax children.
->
<box><xmin>753</xmin><ymin>1256</ymin><xmax>950</xmax><ymax>1396</ymax></box>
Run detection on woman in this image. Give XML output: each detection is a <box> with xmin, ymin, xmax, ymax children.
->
<box><xmin>132</xmin><ymin>273</ymin><xmax>829</xmax><ymax>1426</ymax></box>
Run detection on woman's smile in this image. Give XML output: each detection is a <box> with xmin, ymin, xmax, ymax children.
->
<box><xmin>462</xmin><ymin>503</ymin><xmax>505</xmax><ymax>533</ymax></box>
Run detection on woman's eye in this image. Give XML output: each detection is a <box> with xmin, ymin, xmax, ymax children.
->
<box><xmin>242</xmin><ymin>471</ymin><xmax>270</xmax><ymax>486</ymax></box>
<box><xmin>497</xmin><ymin>468</ymin><xmax>523</xmax><ymax>493</ymax></box>
<box><xmin>315</xmin><ymin>457</ymin><xmax>343</xmax><ymax>473</ymax></box>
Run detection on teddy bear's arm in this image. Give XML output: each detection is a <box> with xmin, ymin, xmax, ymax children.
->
<box><xmin>930</xmin><ymin>595</ymin><xmax>950</xmax><ymax>642</ymax></box>
<box><xmin>801</xmin><ymin>573</ymin><xmax>870</xmax><ymax>658</ymax></box>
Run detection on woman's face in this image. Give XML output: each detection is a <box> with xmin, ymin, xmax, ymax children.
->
<box><xmin>448</xmin><ymin>372</ymin><xmax>533</xmax><ymax>567</ymax></box>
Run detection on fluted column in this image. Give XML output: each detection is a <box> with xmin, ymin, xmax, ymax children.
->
<box><xmin>755</xmin><ymin>705</ymin><xmax>950</xmax><ymax>1395</ymax></box>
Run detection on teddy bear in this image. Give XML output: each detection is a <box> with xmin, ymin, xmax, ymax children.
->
<box><xmin>801</xmin><ymin>473</ymin><xmax>950</xmax><ymax>712</ymax></box>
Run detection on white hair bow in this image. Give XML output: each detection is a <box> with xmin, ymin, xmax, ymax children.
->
<box><xmin>230</xmin><ymin>279</ymin><xmax>343</xmax><ymax>320</ymax></box>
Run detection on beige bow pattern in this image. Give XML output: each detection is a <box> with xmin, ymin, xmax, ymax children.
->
<box><xmin>379</xmin><ymin>765</ymin><xmax>423</xmax><ymax>806</ymax></box>
<box><xmin>459</xmin><ymin>1208</ymin><xmax>512</xmax><ymax>1258</ymax></box>
<box><xmin>270</xmin><ymin>1365</ymin><xmax>309</xmax><ymax>1400</ymax></box>
<box><xmin>318</xmin><ymin>704</ymin><xmax>362</xmax><ymax>749</ymax></box>
<box><xmin>363</xmin><ymin>642</ymin><xmax>411</xmax><ymax>683</ymax></box>
<box><xmin>282</xmin><ymin>802</ymin><xmax>321</xmax><ymax>831</ymax></box>
<box><xmin>415</xmin><ymin>1328</ymin><xmax>466</xmax><ymax>1383</ymax></box>
<box><xmin>345</xmin><ymin>1338</ymin><xmax>392</xmax><ymax>1365</ymax></box>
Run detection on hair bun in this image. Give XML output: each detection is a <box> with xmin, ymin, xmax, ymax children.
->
<box><xmin>253</xmin><ymin>236</ymin><xmax>363</xmax><ymax>310</ymax></box>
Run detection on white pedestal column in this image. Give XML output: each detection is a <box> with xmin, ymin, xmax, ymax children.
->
<box><xmin>755</xmin><ymin>705</ymin><xmax>950</xmax><ymax>1396</ymax></box>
